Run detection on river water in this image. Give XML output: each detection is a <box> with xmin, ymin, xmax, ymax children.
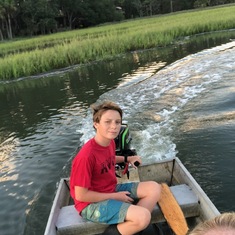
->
<box><xmin>0</xmin><ymin>30</ymin><xmax>235</xmax><ymax>235</ymax></box>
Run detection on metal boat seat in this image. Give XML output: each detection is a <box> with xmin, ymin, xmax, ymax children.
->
<box><xmin>55</xmin><ymin>184</ymin><xmax>200</xmax><ymax>235</ymax></box>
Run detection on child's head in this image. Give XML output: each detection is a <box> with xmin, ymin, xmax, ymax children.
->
<box><xmin>91</xmin><ymin>101</ymin><xmax>123</xmax><ymax>124</ymax></box>
<box><xmin>189</xmin><ymin>212</ymin><xmax>235</xmax><ymax>235</ymax></box>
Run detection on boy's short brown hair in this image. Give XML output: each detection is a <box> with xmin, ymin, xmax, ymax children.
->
<box><xmin>91</xmin><ymin>101</ymin><xmax>123</xmax><ymax>123</ymax></box>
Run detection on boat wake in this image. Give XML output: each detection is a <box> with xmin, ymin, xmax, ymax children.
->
<box><xmin>78</xmin><ymin>41</ymin><xmax>235</xmax><ymax>163</ymax></box>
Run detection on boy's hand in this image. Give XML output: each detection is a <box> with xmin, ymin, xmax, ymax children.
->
<box><xmin>114</xmin><ymin>191</ymin><xmax>134</xmax><ymax>203</ymax></box>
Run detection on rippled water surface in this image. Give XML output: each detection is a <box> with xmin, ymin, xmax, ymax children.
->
<box><xmin>0</xmin><ymin>31</ymin><xmax>235</xmax><ymax>235</ymax></box>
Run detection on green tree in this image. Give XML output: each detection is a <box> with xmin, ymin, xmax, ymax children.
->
<box><xmin>122</xmin><ymin>0</ymin><xmax>143</xmax><ymax>18</ymax></box>
<box><xmin>142</xmin><ymin>0</ymin><xmax>164</xmax><ymax>16</ymax></box>
<box><xmin>194</xmin><ymin>0</ymin><xmax>210</xmax><ymax>7</ymax></box>
<box><xmin>58</xmin><ymin>0</ymin><xmax>123</xmax><ymax>29</ymax></box>
<box><xmin>142</xmin><ymin>0</ymin><xmax>154</xmax><ymax>16</ymax></box>
<box><xmin>0</xmin><ymin>0</ymin><xmax>17</xmax><ymax>39</ymax></box>
<box><xmin>1</xmin><ymin>0</ymin><xmax>234</xmax><ymax>38</ymax></box>
<box><xmin>20</xmin><ymin>0</ymin><xmax>58</xmax><ymax>35</ymax></box>
<box><xmin>59</xmin><ymin>0</ymin><xmax>83</xmax><ymax>29</ymax></box>
<box><xmin>0</xmin><ymin>4</ymin><xmax>4</xmax><ymax>40</ymax></box>
<box><xmin>80</xmin><ymin>0</ymin><xmax>123</xmax><ymax>26</ymax></box>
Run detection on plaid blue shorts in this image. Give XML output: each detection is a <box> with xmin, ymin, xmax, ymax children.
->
<box><xmin>81</xmin><ymin>182</ymin><xmax>139</xmax><ymax>224</ymax></box>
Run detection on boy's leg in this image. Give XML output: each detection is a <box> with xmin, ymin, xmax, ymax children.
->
<box><xmin>136</xmin><ymin>181</ymin><xmax>161</xmax><ymax>212</ymax></box>
<box><xmin>92</xmin><ymin>181</ymin><xmax>161</xmax><ymax>235</ymax></box>
<box><xmin>82</xmin><ymin>199</ymin><xmax>150</xmax><ymax>235</ymax></box>
<box><xmin>116</xmin><ymin>181</ymin><xmax>161</xmax><ymax>212</ymax></box>
<box><xmin>116</xmin><ymin>181</ymin><xmax>161</xmax><ymax>235</ymax></box>
<box><xmin>117</xmin><ymin>204</ymin><xmax>151</xmax><ymax>235</ymax></box>
<box><xmin>81</xmin><ymin>199</ymin><xmax>130</xmax><ymax>224</ymax></box>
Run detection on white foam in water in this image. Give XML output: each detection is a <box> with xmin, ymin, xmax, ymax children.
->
<box><xmin>76</xmin><ymin>109</ymin><xmax>95</xmax><ymax>144</ymax></box>
<box><xmin>78</xmin><ymin>41</ymin><xmax>235</xmax><ymax>162</ymax></box>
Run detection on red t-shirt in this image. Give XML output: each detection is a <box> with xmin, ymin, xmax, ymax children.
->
<box><xmin>70</xmin><ymin>138</ymin><xmax>117</xmax><ymax>213</ymax></box>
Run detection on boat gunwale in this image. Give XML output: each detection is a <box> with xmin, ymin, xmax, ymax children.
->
<box><xmin>44</xmin><ymin>157</ymin><xmax>220</xmax><ymax>235</ymax></box>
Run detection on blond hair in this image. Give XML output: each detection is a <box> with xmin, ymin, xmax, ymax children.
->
<box><xmin>189</xmin><ymin>212</ymin><xmax>235</xmax><ymax>235</ymax></box>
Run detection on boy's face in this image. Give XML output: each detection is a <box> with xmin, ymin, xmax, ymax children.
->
<box><xmin>94</xmin><ymin>110</ymin><xmax>122</xmax><ymax>141</ymax></box>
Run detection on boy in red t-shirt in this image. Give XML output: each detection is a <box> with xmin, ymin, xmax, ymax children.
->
<box><xmin>70</xmin><ymin>101</ymin><xmax>161</xmax><ymax>235</ymax></box>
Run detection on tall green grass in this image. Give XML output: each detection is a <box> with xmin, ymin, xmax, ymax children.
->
<box><xmin>0</xmin><ymin>5</ymin><xmax>235</xmax><ymax>80</ymax></box>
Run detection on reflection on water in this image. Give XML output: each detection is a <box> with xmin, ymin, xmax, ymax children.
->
<box><xmin>118</xmin><ymin>61</ymin><xmax>166</xmax><ymax>88</ymax></box>
<box><xmin>0</xmin><ymin>136</ymin><xmax>19</xmax><ymax>182</ymax></box>
<box><xmin>179</xmin><ymin>111</ymin><xmax>235</xmax><ymax>132</ymax></box>
<box><xmin>0</xmin><ymin>30</ymin><xmax>235</xmax><ymax>235</ymax></box>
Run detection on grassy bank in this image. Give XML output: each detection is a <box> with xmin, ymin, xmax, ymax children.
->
<box><xmin>0</xmin><ymin>5</ymin><xmax>235</xmax><ymax>80</ymax></box>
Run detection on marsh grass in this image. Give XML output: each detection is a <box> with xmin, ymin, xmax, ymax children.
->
<box><xmin>0</xmin><ymin>4</ymin><xmax>235</xmax><ymax>80</ymax></box>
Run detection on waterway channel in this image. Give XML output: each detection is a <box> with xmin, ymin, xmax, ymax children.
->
<box><xmin>0</xmin><ymin>30</ymin><xmax>235</xmax><ymax>235</ymax></box>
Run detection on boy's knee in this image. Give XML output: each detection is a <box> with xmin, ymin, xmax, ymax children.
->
<box><xmin>155</xmin><ymin>181</ymin><xmax>162</xmax><ymax>198</ymax></box>
<box><xmin>147</xmin><ymin>181</ymin><xmax>161</xmax><ymax>200</ymax></box>
<box><xmin>138</xmin><ymin>208</ymin><xmax>151</xmax><ymax>229</ymax></box>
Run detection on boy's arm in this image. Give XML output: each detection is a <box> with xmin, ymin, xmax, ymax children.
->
<box><xmin>115</xmin><ymin>155</ymin><xmax>142</xmax><ymax>167</ymax></box>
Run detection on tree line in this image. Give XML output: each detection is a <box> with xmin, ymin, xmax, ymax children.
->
<box><xmin>0</xmin><ymin>0</ymin><xmax>234</xmax><ymax>41</ymax></box>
